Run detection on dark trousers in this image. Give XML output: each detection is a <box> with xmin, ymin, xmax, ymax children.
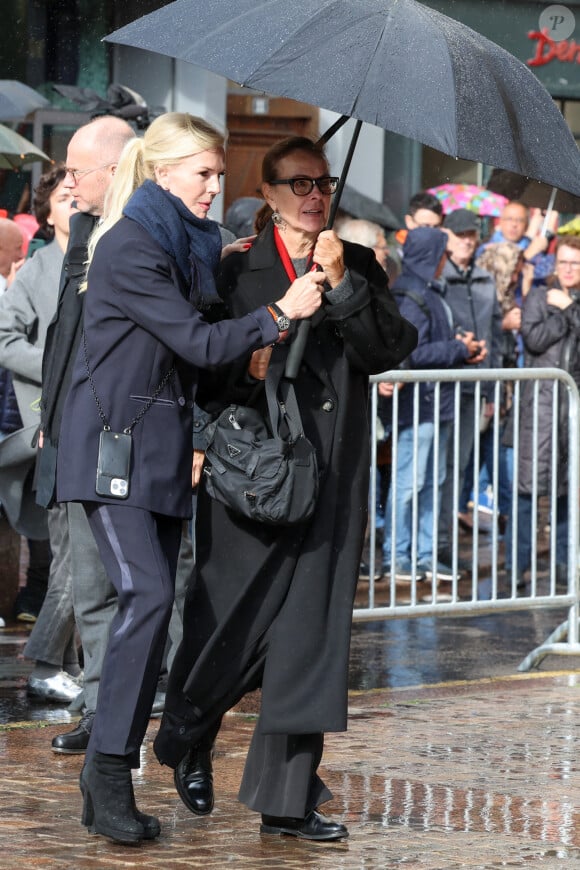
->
<box><xmin>24</xmin><ymin>504</ymin><xmax>77</xmax><ymax>668</ymax></box>
<box><xmin>67</xmin><ymin>501</ymin><xmax>115</xmax><ymax>713</ymax></box>
<box><xmin>239</xmin><ymin>729</ymin><xmax>332</xmax><ymax>817</ymax></box>
<box><xmin>84</xmin><ymin>502</ymin><xmax>181</xmax><ymax>767</ymax></box>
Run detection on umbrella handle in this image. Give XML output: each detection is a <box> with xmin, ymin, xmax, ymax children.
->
<box><xmin>285</xmin><ymin>120</ymin><xmax>363</xmax><ymax>379</ymax></box>
<box><xmin>541</xmin><ymin>187</ymin><xmax>557</xmax><ymax>236</ymax></box>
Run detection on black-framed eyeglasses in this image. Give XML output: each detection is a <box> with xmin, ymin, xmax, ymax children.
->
<box><xmin>63</xmin><ymin>163</ymin><xmax>114</xmax><ymax>183</ymax></box>
<box><xmin>268</xmin><ymin>176</ymin><xmax>339</xmax><ymax>196</ymax></box>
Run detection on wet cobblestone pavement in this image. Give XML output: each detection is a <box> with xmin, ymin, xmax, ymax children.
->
<box><xmin>3</xmin><ymin>607</ymin><xmax>580</xmax><ymax>869</ymax></box>
<box><xmin>1</xmin><ymin>513</ymin><xmax>579</xmax><ymax>867</ymax></box>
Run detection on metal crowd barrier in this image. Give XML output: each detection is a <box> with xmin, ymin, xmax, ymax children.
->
<box><xmin>357</xmin><ymin>368</ymin><xmax>580</xmax><ymax>672</ymax></box>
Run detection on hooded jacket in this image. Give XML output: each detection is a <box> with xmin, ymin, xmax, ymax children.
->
<box><xmin>440</xmin><ymin>256</ymin><xmax>503</xmax><ymax>397</ymax></box>
<box><xmin>392</xmin><ymin>227</ymin><xmax>469</xmax><ymax>426</ymax></box>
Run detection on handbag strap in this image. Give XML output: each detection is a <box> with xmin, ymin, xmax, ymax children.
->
<box><xmin>264</xmin><ymin>355</ymin><xmax>304</xmax><ymax>443</ymax></box>
<box><xmin>82</xmin><ymin>330</ymin><xmax>175</xmax><ymax>434</ymax></box>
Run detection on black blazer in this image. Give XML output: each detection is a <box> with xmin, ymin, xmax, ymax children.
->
<box><xmin>56</xmin><ymin>216</ymin><xmax>278</xmax><ymax>518</ymax></box>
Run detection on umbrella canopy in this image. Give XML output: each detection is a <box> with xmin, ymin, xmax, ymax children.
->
<box><xmin>339</xmin><ymin>185</ymin><xmax>400</xmax><ymax>230</ymax></box>
<box><xmin>486</xmin><ymin>168</ymin><xmax>580</xmax><ymax>215</ymax></box>
<box><xmin>428</xmin><ymin>183</ymin><xmax>508</xmax><ymax>217</ymax></box>
<box><xmin>0</xmin><ymin>80</ymin><xmax>49</xmax><ymax>122</ymax></box>
<box><xmin>0</xmin><ymin>123</ymin><xmax>51</xmax><ymax>170</ymax></box>
<box><xmin>106</xmin><ymin>0</ymin><xmax>580</xmax><ymax>196</ymax></box>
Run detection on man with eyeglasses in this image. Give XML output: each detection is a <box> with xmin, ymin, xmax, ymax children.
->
<box><xmin>478</xmin><ymin>201</ymin><xmax>553</xmax><ymax>285</ymax></box>
<box><xmin>36</xmin><ymin>116</ymin><xmax>136</xmax><ymax>753</ymax></box>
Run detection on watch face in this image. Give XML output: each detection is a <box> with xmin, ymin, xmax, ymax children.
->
<box><xmin>277</xmin><ymin>314</ymin><xmax>291</xmax><ymax>331</ymax></box>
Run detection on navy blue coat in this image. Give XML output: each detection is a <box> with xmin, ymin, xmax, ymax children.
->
<box><xmin>392</xmin><ymin>228</ymin><xmax>469</xmax><ymax>426</ymax></box>
<box><xmin>56</xmin><ymin>216</ymin><xmax>279</xmax><ymax>518</ymax></box>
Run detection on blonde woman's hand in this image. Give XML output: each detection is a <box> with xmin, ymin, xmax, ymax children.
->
<box><xmin>276</xmin><ymin>271</ymin><xmax>326</xmax><ymax>320</ymax></box>
<box><xmin>221</xmin><ymin>235</ymin><xmax>256</xmax><ymax>259</ymax></box>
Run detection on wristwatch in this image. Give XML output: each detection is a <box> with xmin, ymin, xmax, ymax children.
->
<box><xmin>267</xmin><ymin>303</ymin><xmax>291</xmax><ymax>335</ymax></box>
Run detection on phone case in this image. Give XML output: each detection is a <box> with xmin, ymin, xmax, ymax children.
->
<box><xmin>95</xmin><ymin>430</ymin><xmax>132</xmax><ymax>499</ymax></box>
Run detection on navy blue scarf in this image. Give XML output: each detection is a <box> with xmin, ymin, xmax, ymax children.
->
<box><xmin>123</xmin><ymin>179</ymin><xmax>222</xmax><ymax>307</ymax></box>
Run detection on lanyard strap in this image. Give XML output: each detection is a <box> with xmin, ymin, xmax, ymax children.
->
<box><xmin>273</xmin><ymin>225</ymin><xmax>314</xmax><ymax>281</ymax></box>
<box><xmin>82</xmin><ymin>330</ymin><xmax>175</xmax><ymax>434</ymax></box>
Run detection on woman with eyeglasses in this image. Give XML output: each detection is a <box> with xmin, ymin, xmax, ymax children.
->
<box><xmin>510</xmin><ymin>235</ymin><xmax>580</xmax><ymax>589</ymax></box>
<box><xmin>155</xmin><ymin>136</ymin><xmax>416</xmax><ymax>841</ymax></box>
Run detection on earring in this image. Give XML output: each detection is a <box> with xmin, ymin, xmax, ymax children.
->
<box><xmin>271</xmin><ymin>211</ymin><xmax>286</xmax><ymax>229</ymax></box>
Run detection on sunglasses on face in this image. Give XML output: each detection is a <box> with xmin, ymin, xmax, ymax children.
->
<box><xmin>268</xmin><ymin>176</ymin><xmax>339</xmax><ymax>196</ymax></box>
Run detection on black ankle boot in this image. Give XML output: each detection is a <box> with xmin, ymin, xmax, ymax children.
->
<box><xmin>174</xmin><ymin>745</ymin><xmax>214</xmax><ymax>815</ymax></box>
<box><xmin>80</xmin><ymin>753</ymin><xmax>145</xmax><ymax>845</ymax></box>
<box><xmin>131</xmin><ymin>788</ymin><xmax>160</xmax><ymax>840</ymax></box>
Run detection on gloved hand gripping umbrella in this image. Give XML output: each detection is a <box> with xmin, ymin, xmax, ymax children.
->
<box><xmin>106</xmin><ymin>0</ymin><xmax>580</xmax><ymax>375</ymax></box>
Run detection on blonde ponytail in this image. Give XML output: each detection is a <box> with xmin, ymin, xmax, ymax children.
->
<box><xmin>81</xmin><ymin>113</ymin><xmax>226</xmax><ymax>291</ymax></box>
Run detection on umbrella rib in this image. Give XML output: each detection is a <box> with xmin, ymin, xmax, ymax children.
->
<box><xmin>238</xmin><ymin>0</ymin><xmax>363</xmax><ymax>87</ymax></box>
<box><xmin>238</xmin><ymin>0</ymin><xmax>399</xmax><ymax>119</ymax></box>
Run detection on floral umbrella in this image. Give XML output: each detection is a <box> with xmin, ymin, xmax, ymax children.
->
<box><xmin>427</xmin><ymin>183</ymin><xmax>508</xmax><ymax>217</ymax></box>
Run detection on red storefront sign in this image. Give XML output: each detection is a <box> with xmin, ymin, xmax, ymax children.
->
<box><xmin>527</xmin><ymin>28</ymin><xmax>580</xmax><ymax>66</ymax></box>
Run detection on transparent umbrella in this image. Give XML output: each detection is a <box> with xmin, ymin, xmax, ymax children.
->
<box><xmin>0</xmin><ymin>80</ymin><xmax>49</xmax><ymax>122</ymax></box>
<box><xmin>0</xmin><ymin>123</ymin><xmax>51</xmax><ymax>170</ymax></box>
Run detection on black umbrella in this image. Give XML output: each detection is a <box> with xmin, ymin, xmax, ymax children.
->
<box><xmin>52</xmin><ymin>83</ymin><xmax>164</xmax><ymax>129</ymax></box>
<box><xmin>487</xmin><ymin>168</ymin><xmax>580</xmax><ymax>216</ymax></box>
<box><xmin>338</xmin><ymin>185</ymin><xmax>400</xmax><ymax>231</ymax></box>
<box><xmin>106</xmin><ymin>0</ymin><xmax>580</xmax><ymax>193</ymax></box>
<box><xmin>105</xmin><ymin>0</ymin><xmax>580</xmax><ymax>373</ymax></box>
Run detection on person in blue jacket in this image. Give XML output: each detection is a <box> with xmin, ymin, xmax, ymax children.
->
<box><xmin>382</xmin><ymin>227</ymin><xmax>485</xmax><ymax>581</ymax></box>
<box><xmin>55</xmin><ymin>112</ymin><xmax>326</xmax><ymax>847</ymax></box>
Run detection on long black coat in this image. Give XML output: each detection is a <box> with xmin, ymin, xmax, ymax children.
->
<box><xmin>155</xmin><ymin>223</ymin><xmax>417</xmax><ymax>767</ymax></box>
<box><xmin>518</xmin><ymin>283</ymin><xmax>580</xmax><ymax>496</ymax></box>
<box><xmin>36</xmin><ymin>211</ymin><xmax>97</xmax><ymax>508</ymax></box>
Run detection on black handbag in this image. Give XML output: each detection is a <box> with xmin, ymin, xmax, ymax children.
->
<box><xmin>203</xmin><ymin>366</ymin><xmax>319</xmax><ymax>526</ymax></box>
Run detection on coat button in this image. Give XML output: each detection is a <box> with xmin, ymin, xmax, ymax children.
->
<box><xmin>187</xmin><ymin>400</ymin><xmax>194</xmax><ymax>409</ymax></box>
<box><xmin>177</xmin><ymin>396</ymin><xmax>186</xmax><ymax>406</ymax></box>
<box><xmin>321</xmin><ymin>399</ymin><xmax>335</xmax><ymax>412</ymax></box>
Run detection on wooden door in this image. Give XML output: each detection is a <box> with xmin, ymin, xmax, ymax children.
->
<box><xmin>224</xmin><ymin>93</ymin><xmax>319</xmax><ymax>212</ymax></box>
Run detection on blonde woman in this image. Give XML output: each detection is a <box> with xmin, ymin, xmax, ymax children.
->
<box><xmin>55</xmin><ymin>113</ymin><xmax>325</xmax><ymax>846</ymax></box>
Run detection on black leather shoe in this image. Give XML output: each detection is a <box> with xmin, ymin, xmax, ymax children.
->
<box><xmin>52</xmin><ymin>710</ymin><xmax>94</xmax><ymax>754</ymax></box>
<box><xmin>260</xmin><ymin>809</ymin><xmax>349</xmax><ymax>841</ymax></box>
<box><xmin>174</xmin><ymin>746</ymin><xmax>214</xmax><ymax>815</ymax></box>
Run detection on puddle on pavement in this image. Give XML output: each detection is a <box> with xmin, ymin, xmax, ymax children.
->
<box><xmin>338</xmin><ymin>773</ymin><xmax>580</xmax><ymax>847</ymax></box>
